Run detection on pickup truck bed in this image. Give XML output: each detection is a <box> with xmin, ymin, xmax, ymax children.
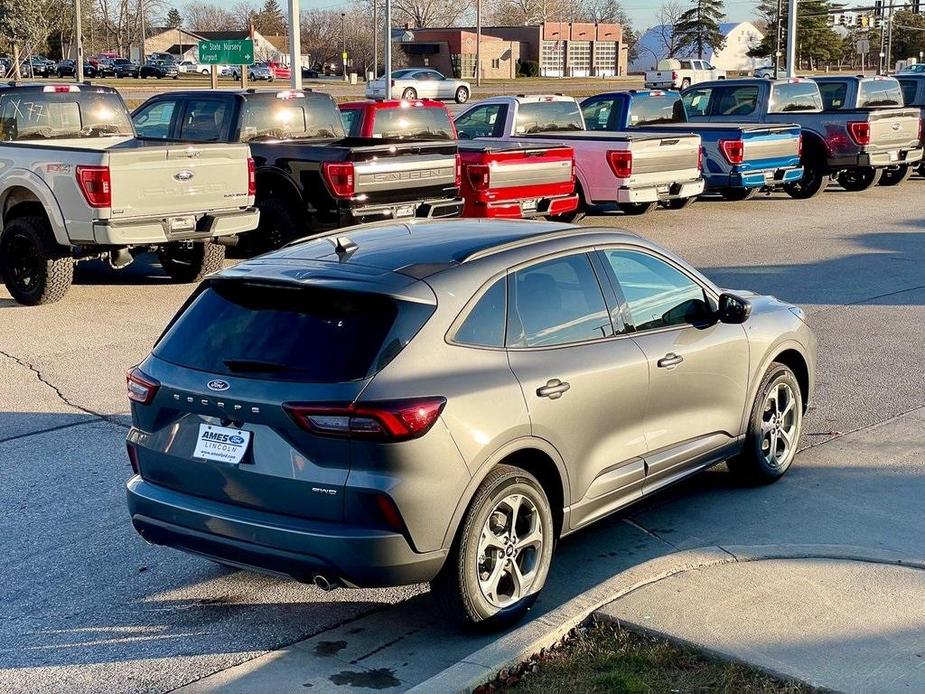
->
<box><xmin>458</xmin><ymin>140</ymin><xmax>578</xmax><ymax>218</ymax></box>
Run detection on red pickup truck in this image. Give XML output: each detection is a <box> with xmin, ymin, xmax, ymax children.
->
<box><xmin>338</xmin><ymin>99</ymin><xmax>578</xmax><ymax>219</ymax></box>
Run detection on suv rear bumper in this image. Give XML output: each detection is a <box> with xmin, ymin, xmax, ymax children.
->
<box><xmin>830</xmin><ymin>147</ymin><xmax>924</xmax><ymax>169</ymax></box>
<box><xmin>616</xmin><ymin>178</ymin><xmax>705</xmax><ymax>203</ymax></box>
<box><xmin>342</xmin><ymin>197</ymin><xmax>464</xmax><ymax>226</ymax></box>
<box><xmin>126</xmin><ymin>476</ymin><xmax>447</xmax><ymax>588</ymax></box>
<box><xmin>93</xmin><ymin>207</ymin><xmax>260</xmax><ymax>245</ymax></box>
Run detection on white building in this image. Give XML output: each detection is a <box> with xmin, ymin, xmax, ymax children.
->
<box><xmin>630</xmin><ymin>21</ymin><xmax>765</xmax><ymax>73</ymax></box>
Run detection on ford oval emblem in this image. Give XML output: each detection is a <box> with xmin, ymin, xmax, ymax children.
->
<box><xmin>174</xmin><ymin>169</ymin><xmax>195</xmax><ymax>182</ymax></box>
<box><xmin>892</xmin><ymin>123</ymin><xmax>901</xmax><ymax>131</ymax></box>
<box><xmin>229</xmin><ymin>435</ymin><xmax>245</xmax><ymax>445</ymax></box>
<box><xmin>207</xmin><ymin>380</ymin><xmax>230</xmax><ymax>392</ymax></box>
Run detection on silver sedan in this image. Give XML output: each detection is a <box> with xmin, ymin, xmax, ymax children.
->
<box><xmin>366</xmin><ymin>68</ymin><xmax>471</xmax><ymax>103</ymax></box>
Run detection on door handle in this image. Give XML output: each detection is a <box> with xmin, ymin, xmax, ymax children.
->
<box><xmin>657</xmin><ymin>352</ymin><xmax>684</xmax><ymax>368</ymax></box>
<box><xmin>537</xmin><ymin>379</ymin><xmax>571</xmax><ymax>399</ymax></box>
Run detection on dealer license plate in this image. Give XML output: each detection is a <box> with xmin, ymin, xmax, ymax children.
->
<box><xmin>192</xmin><ymin>424</ymin><xmax>251</xmax><ymax>465</ymax></box>
<box><xmin>395</xmin><ymin>204</ymin><xmax>416</xmax><ymax>218</ymax></box>
<box><xmin>521</xmin><ymin>199</ymin><xmax>538</xmax><ymax>213</ymax></box>
<box><xmin>170</xmin><ymin>215</ymin><xmax>196</xmax><ymax>232</ymax></box>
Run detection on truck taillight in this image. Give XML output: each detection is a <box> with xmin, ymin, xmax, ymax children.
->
<box><xmin>571</xmin><ymin>158</ymin><xmax>577</xmax><ymax>182</ymax></box>
<box><xmin>797</xmin><ymin>134</ymin><xmax>803</xmax><ymax>158</ymax></box>
<box><xmin>672</xmin><ymin>71</ymin><xmax>678</xmax><ymax>81</ymax></box>
<box><xmin>719</xmin><ymin>139</ymin><xmax>745</xmax><ymax>165</ymax></box>
<box><xmin>467</xmin><ymin>163</ymin><xmax>490</xmax><ymax>191</ymax></box>
<box><xmin>455</xmin><ymin>153</ymin><xmax>462</xmax><ymax>189</ymax></box>
<box><xmin>76</xmin><ymin>165</ymin><xmax>111</xmax><ymax>207</ymax></box>
<box><xmin>322</xmin><ymin>161</ymin><xmax>355</xmax><ymax>198</ymax></box>
<box><xmin>126</xmin><ymin>367</ymin><xmax>159</xmax><ymax>405</ymax></box>
<box><xmin>285</xmin><ymin>397</ymin><xmax>446</xmax><ymax>442</ymax></box>
<box><xmin>847</xmin><ymin>121</ymin><xmax>871</xmax><ymax>146</ymax></box>
<box><xmin>698</xmin><ymin>145</ymin><xmax>703</xmax><ymax>171</ymax></box>
<box><xmin>606</xmin><ymin>150</ymin><xmax>633</xmax><ymax>178</ymax></box>
<box><xmin>247</xmin><ymin>157</ymin><xmax>256</xmax><ymax>196</ymax></box>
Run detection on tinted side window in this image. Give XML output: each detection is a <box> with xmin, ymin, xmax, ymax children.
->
<box><xmin>603</xmin><ymin>250</ymin><xmax>710</xmax><ymax>331</ymax></box>
<box><xmin>133</xmin><ymin>100</ymin><xmax>177</xmax><ymax>139</ymax></box>
<box><xmin>682</xmin><ymin>87</ymin><xmax>713</xmax><ymax>117</ymax></box>
<box><xmin>818</xmin><ymin>82</ymin><xmax>848</xmax><ymax>110</ymax></box>
<box><xmin>179</xmin><ymin>99</ymin><xmax>230</xmax><ymax>141</ymax></box>
<box><xmin>898</xmin><ymin>79</ymin><xmax>920</xmax><ymax>106</ymax></box>
<box><xmin>454</xmin><ymin>278</ymin><xmax>506</xmax><ymax>347</ymax></box>
<box><xmin>507</xmin><ymin>254</ymin><xmax>611</xmax><ymax>348</ymax></box>
<box><xmin>582</xmin><ymin>98</ymin><xmax>614</xmax><ymax>130</ymax></box>
<box><xmin>770</xmin><ymin>82</ymin><xmax>823</xmax><ymax>112</ymax></box>
<box><xmin>455</xmin><ymin>104</ymin><xmax>506</xmax><ymax>139</ymax></box>
<box><xmin>715</xmin><ymin>85</ymin><xmax>759</xmax><ymax>116</ymax></box>
<box><xmin>629</xmin><ymin>94</ymin><xmax>686</xmax><ymax>125</ymax></box>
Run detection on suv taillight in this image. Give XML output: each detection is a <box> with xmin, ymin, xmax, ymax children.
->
<box><xmin>606</xmin><ymin>150</ymin><xmax>633</xmax><ymax>178</ymax></box>
<box><xmin>848</xmin><ymin>121</ymin><xmax>871</xmax><ymax>146</ymax></box>
<box><xmin>247</xmin><ymin>157</ymin><xmax>256</xmax><ymax>196</ymax></box>
<box><xmin>76</xmin><ymin>165</ymin><xmax>111</xmax><ymax>207</ymax></box>
<box><xmin>467</xmin><ymin>163</ymin><xmax>490</xmax><ymax>191</ymax></box>
<box><xmin>719</xmin><ymin>139</ymin><xmax>745</xmax><ymax>165</ymax></box>
<box><xmin>322</xmin><ymin>161</ymin><xmax>355</xmax><ymax>198</ymax></box>
<box><xmin>126</xmin><ymin>367</ymin><xmax>159</xmax><ymax>405</ymax></box>
<box><xmin>285</xmin><ymin>397</ymin><xmax>446</xmax><ymax>442</ymax></box>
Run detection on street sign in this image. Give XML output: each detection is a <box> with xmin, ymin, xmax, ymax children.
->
<box><xmin>199</xmin><ymin>39</ymin><xmax>254</xmax><ymax>66</ymax></box>
<box><xmin>855</xmin><ymin>39</ymin><xmax>871</xmax><ymax>55</ymax></box>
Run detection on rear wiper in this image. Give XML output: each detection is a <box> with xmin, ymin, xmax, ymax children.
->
<box><xmin>223</xmin><ymin>358</ymin><xmax>290</xmax><ymax>373</ymax></box>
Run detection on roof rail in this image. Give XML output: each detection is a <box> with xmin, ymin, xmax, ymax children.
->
<box><xmin>462</xmin><ymin>226</ymin><xmax>639</xmax><ymax>263</ymax></box>
<box><xmin>282</xmin><ymin>218</ymin><xmax>420</xmax><ymax>249</ymax></box>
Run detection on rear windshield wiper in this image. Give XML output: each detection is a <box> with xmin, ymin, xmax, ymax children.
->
<box><xmin>223</xmin><ymin>358</ymin><xmax>291</xmax><ymax>373</ymax></box>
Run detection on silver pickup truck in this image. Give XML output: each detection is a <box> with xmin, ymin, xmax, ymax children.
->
<box><xmin>454</xmin><ymin>95</ymin><xmax>704</xmax><ymax>217</ymax></box>
<box><xmin>0</xmin><ymin>84</ymin><xmax>258</xmax><ymax>305</ymax></box>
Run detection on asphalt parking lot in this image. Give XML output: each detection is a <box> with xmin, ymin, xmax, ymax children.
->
<box><xmin>1</xmin><ymin>180</ymin><xmax>923</xmax><ymax>692</ymax></box>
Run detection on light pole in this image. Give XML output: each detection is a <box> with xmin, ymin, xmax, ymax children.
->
<box><xmin>786</xmin><ymin>0</ymin><xmax>797</xmax><ymax>77</ymax></box>
<box><xmin>139</xmin><ymin>0</ymin><xmax>147</xmax><ymax>65</ymax></box>
<box><xmin>373</xmin><ymin>0</ymin><xmax>378</xmax><ymax>79</ymax></box>
<box><xmin>75</xmin><ymin>0</ymin><xmax>84</xmax><ymax>82</ymax></box>
<box><xmin>342</xmin><ymin>12</ymin><xmax>347</xmax><ymax>80</ymax></box>
<box><xmin>384</xmin><ymin>0</ymin><xmax>392</xmax><ymax>98</ymax></box>
<box><xmin>475</xmin><ymin>0</ymin><xmax>481</xmax><ymax>86</ymax></box>
<box><xmin>773</xmin><ymin>0</ymin><xmax>783</xmax><ymax>75</ymax></box>
<box><xmin>288</xmin><ymin>0</ymin><xmax>303</xmax><ymax>89</ymax></box>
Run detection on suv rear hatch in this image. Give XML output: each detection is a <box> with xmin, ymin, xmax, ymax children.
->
<box><xmin>130</xmin><ymin>271</ymin><xmax>435</xmax><ymax>523</ymax></box>
<box><xmin>106</xmin><ymin>141</ymin><xmax>251</xmax><ymax>217</ymax></box>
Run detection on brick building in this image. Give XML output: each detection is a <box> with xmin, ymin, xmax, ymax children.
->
<box><xmin>398</xmin><ymin>22</ymin><xmax>627</xmax><ymax>79</ymax></box>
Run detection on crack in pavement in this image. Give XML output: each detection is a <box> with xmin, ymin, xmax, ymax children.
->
<box><xmin>622</xmin><ymin>518</ymin><xmax>681</xmax><ymax>551</ymax></box>
<box><xmin>0</xmin><ymin>349</ymin><xmax>129</xmax><ymax>433</ymax></box>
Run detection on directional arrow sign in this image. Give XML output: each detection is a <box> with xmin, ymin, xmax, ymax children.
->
<box><xmin>198</xmin><ymin>39</ymin><xmax>255</xmax><ymax>66</ymax></box>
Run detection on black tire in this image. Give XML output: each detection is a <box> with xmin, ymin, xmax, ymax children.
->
<box><xmin>455</xmin><ymin>86</ymin><xmax>470</xmax><ymax>103</ymax></box>
<box><xmin>836</xmin><ymin>167</ymin><xmax>882</xmax><ymax>192</ymax></box>
<box><xmin>619</xmin><ymin>201</ymin><xmax>657</xmax><ymax>216</ymax></box>
<box><xmin>547</xmin><ymin>181</ymin><xmax>586</xmax><ymax>223</ymax></box>
<box><xmin>727</xmin><ymin>362</ymin><xmax>803</xmax><ymax>485</ymax></box>
<box><xmin>664</xmin><ymin>196</ymin><xmax>696</xmax><ymax>210</ymax></box>
<box><xmin>917</xmin><ymin>163</ymin><xmax>925</xmax><ymax>177</ymax></box>
<box><xmin>0</xmin><ymin>215</ymin><xmax>73</xmax><ymax>305</ymax></box>
<box><xmin>431</xmin><ymin>464</ymin><xmax>555</xmax><ymax>628</ymax></box>
<box><xmin>784</xmin><ymin>149</ymin><xmax>827</xmax><ymax>199</ymax></box>
<box><xmin>401</xmin><ymin>87</ymin><xmax>417</xmax><ymax>100</ymax></box>
<box><xmin>140</xmin><ymin>73</ymin><xmax>147</xmax><ymax>79</ymax></box>
<box><xmin>878</xmin><ymin>164</ymin><xmax>912</xmax><ymax>187</ymax></box>
<box><xmin>157</xmin><ymin>241</ymin><xmax>225</xmax><ymax>282</ymax></box>
<box><xmin>243</xmin><ymin>196</ymin><xmax>302</xmax><ymax>254</ymax></box>
<box><xmin>721</xmin><ymin>187</ymin><xmax>760</xmax><ymax>202</ymax></box>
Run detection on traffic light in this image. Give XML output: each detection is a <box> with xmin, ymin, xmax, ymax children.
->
<box><xmin>860</xmin><ymin>15</ymin><xmax>869</xmax><ymax>28</ymax></box>
<box><xmin>874</xmin><ymin>0</ymin><xmax>883</xmax><ymax>16</ymax></box>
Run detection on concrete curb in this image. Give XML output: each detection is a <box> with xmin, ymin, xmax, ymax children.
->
<box><xmin>407</xmin><ymin>543</ymin><xmax>925</xmax><ymax>694</ymax></box>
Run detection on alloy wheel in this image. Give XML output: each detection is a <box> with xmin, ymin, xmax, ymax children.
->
<box><xmin>761</xmin><ymin>382</ymin><xmax>798</xmax><ymax>469</ymax></box>
<box><xmin>476</xmin><ymin>493</ymin><xmax>543</xmax><ymax>608</ymax></box>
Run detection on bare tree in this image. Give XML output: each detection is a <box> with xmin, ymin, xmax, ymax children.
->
<box><xmin>653</xmin><ymin>0</ymin><xmax>685</xmax><ymax>58</ymax></box>
<box><xmin>182</xmin><ymin>1</ymin><xmax>234</xmax><ymax>32</ymax></box>
<box><xmin>391</xmin><ymin>0</ymin><xmax>466</xmax><ymax>28</ymax></box>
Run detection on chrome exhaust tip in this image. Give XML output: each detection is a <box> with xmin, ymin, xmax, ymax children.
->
<box><xmin>313</xmin><ymin>574</ymin><xmax>337</xmax><ymax>591</ymax></box>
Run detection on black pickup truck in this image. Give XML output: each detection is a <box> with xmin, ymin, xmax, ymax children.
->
<box><xmin>132</xmin><ymin>89</ymin><xmax>463</xmax><ymax>249</ymax></box>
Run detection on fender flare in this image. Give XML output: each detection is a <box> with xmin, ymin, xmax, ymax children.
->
<box><xmin>0</xmin><ymin>170</ymin><xmax>70</xmax><ymax>246</ymax></box>
<box><xmin>739</xmin><ymin>337</ymin><xmax>813</xmax><ymax>434</ymax></box>
<box><xmin>254</xmin><ymin>166</ymin><xmax>304</xmax><ymax>208</ymax></box>
<box><xmin>439</xmin><ymin>435</ymin><xmax>571</xmax><ymax>551</ymax></box>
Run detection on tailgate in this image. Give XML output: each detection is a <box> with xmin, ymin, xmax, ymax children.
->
<box><xmin>866</xmin><ymin>109</ymin><xmax>921</xmax><ymax>151</ymax></box>
<box><xmin>629</xmin><ymin>134</ymin><xmax>701</xmax><ymax>186</ymax></box>
<box><xmin>107</xmin><ymin>143</ymin><xmax>250</xmax><ymax>217</ymax></box>
<box><xmin>472</xmin><ymin>144</ymin><xmax>573</xmax><ymax>195</ymax></box>
<box><xmin>742</xmin><ymin>126</ymin><xmax>802</xmax><ymax>169</ymax></box>
<box><xmin>350</xmin><ymin>141</ymin><xmax>457</xmax><ymax>205</ymax></box>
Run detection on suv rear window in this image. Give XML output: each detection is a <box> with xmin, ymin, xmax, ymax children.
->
<box><xmin>154</xmin><ymin>281</ymin><xmax>433</xmax><ymax>383</ymax></box>
<box><xmin>858</xmin><ymin>79</ymin><xmax>904</xmax><ymax>107</ymax></box>
<box><xmin>239</xmin><ymin>93</ymin><xmax>345</xmax><ymax>141</ymax></box>
<box><xmin>0</xmin><ymin>89</ymin><xmax>133</xmax><ymax>140</ymax></box>
<box><xmin>769</xmin><ymin>82</ymin><xmax>823</xmax><ymax>112</ymax></box>
<box><xmin>363</xmin><ymin>106</ymin><xmax>454</xmax><ymax>140</ymax></box>
<box><xmin>515</xmin><ymin>101</ymin><xmax>583</xmax><ymax>134</ymax></box>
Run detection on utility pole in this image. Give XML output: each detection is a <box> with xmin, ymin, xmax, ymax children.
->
<box><xmin>373</xmin><ymin>0</ymin><xmax>378</xmax><ymax>78</ymax></box>
<box><xmin>342</xmin><ymin>12</ymin><xmax>348</xmax><ymax>81</ymax></box>
<box><xmin>786</xmin><ymin>0</ymin><xmax>797</xmax><ymax>77</ymax></box>
<box><xmin>139</xmin><ymin>0</ymin><xmax>147</xmax><ymax>65</ymax></box>
<box><xmin>75</xmin><ymin>0</ymin><xmax>84</xmax><ymax>82</ymax></box>
<box><xmin>476</xmin><ymin>0</ymin><xmax>481</xmax><ymax>86</ymax></box>
<box><xmin>773</xmin><ymin>0</ymin><xmax>783</xmax><ymax>75</ymax></box>
<box><xmin>288</xmin><ymin>0</ymin><xmax>303</xmax><ymax>89</ymax></box>
<box><xmin>384</xmin><ymin>0</ymin><xmax>392</xmax><ymax>98</ymax></box>
<box><xmin>886</xmin><ymin>0</ymin><xmax>895</xmax><ymax>73</ymax></box>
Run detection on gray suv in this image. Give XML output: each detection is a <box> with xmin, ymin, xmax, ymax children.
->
<box><xmin>126</xmin><ymin>219</ymin><xmax>816</xmax><ymax>626</ymax></box>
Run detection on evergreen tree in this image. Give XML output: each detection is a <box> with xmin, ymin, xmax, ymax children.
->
<box><xmin>673</xmin><ymin>0</ymin><xmax>726</xmax><ymax>59</ymax></box>
<box><xmin>748</xmin><ymin>0</ymin><xmax>842</xmax><ymax>70</ymax></box>
<box><xmin>254</xmin><ymin>0</ymin><xmax>287</xmax><ymax>35</ymax></box>
<box><xmin>166</xmin><ymin>8</ymin><xmax>183</xmax><ymax>28</ymax></box>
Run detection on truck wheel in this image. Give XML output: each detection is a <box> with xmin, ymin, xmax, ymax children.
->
<box><xmin>878</xmin><ymin>165</ymin><xmax>912</xmax><ymax>187</ymax></box>
<box><xmin>431</xmin><ymin>464</ymin><xmax>554</xmax><ymax>627</ymax></box>
<box><xmin>727</xmin><ymin>362</ymin><xmax>802</xmax><ymax>485</ymax></box>
<box><xmin>664</xmin><ymin>196</ymin><xmax>696</xmax><ymax>210</ymax></box>
<box><xmin>157</xmin><ymin>241</ymin><xmax>225</xmax><ymax>283</ymax></box>
<box><xmin>784</xmin><ymin>151</ymin><xmax>827</xmax><ymax>199</ymax></box>
<box><xmin>401</xmin><ymin>87</ymin><xmax>417</xmax><ymax>100</ymax></box>
<box><xmin>242</xmin><ymin>197</ymin><xmax>301</xmax><ymax>254</ymax></box>
<box><xmin>0</xmin><ymin>216</ymin><xmax>73</xmax><ymax>305</ymax></box>
<box><xmin>836</xmin><ymin>167</ymin><xmax>882</xmax><ymax>192</ymax></box>
<box><xmin>619</xmin><ymin>201</ymin><xmax>657</xmax><ymax>216</ymax></box>
<box><xmin>721</xmin><ymin>187</ymin><xmax>760</xmax><ymax>202</ymax></box>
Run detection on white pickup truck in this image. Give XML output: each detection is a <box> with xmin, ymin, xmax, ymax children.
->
<box><xmin>454</xmin><ymin>94</ymin><xmax>704</xmax><ymax>217</ymax></box>
<box><xmin>0</xmin><ymin>84</ymin><xmax>258</xmax><ymax>305</ymax></box>
<box><xmin>645</xmin><ymin>58</ymin><xmax>726</xmax><ymax>90</ymax></box>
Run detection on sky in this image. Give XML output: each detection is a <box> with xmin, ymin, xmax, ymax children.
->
<box><xmin>294</xmin><ymin>0</ymin><xmax>758</xmax><ymax>33</ymax></box>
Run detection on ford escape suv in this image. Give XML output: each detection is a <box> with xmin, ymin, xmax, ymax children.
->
<box><xmin>126</xmin><ymin>219</ymin><xmax>816</xmax><ymax>626</ymax></box>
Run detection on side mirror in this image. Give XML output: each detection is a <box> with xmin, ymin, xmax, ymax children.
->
<box><xmin>718</xmin><ymin>293</ymin><xmax>752</xmax><ymax>324</ymax></box>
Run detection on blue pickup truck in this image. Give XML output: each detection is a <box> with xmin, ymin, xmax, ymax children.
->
<box><xmin>581</xmin><ymin>89</ymin><xmax>804</xmax><ymax>201</ymax></box>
